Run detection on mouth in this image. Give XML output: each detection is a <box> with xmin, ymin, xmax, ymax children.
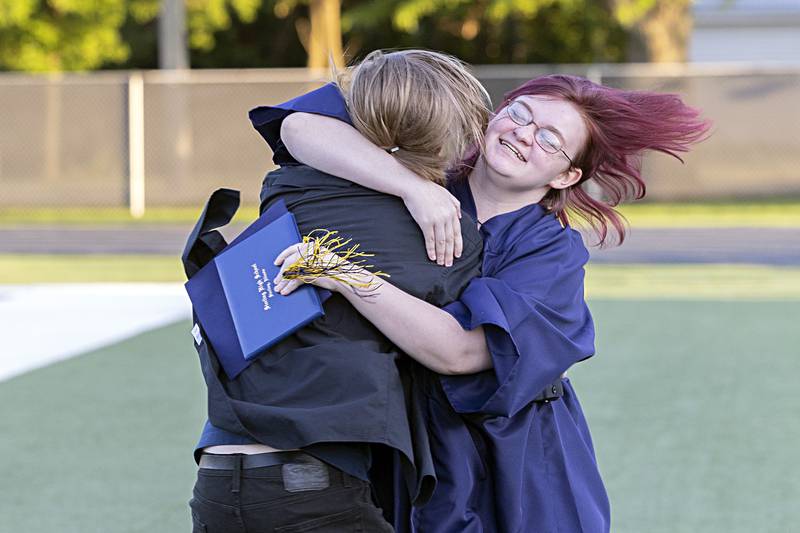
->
<box><xmin>499</xmin><ymin>139</ymin><xmax>526</xmax><ymax>163</ymax></box>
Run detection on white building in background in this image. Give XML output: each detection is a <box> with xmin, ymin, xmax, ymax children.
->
<box><xmin>690</xmin><ymin>0</ymin><xmax>800</xmax><ymax>62</ymax></box>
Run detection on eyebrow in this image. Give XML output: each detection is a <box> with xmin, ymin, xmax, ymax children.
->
<box><xmin>514</xmin><ymin>98</ymin><xmax>567</xmax><ymax>145</ymax></box>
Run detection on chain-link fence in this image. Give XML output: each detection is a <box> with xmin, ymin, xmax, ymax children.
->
<box><xmin>0</xmin><ymin>73</ymin><xmax>129</xmax><ymax>207</ymax></box>
<box><xmin>1</xmin><ymin>64</ymin><xmax>798</xmax><ymax>210</ymax></box>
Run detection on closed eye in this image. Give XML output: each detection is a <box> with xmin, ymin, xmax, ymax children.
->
<box><xmin>537</xmin><ymin>129</ymin><xmax>562</xmax><ymax>151</ymax></box>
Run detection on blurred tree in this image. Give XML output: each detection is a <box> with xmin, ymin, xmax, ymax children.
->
<box><xmin>275</xmin><ymin>0</ymin><xmax>344</xmax><ymax>68</ymax></box>
<box><xmin>341</xmin><ymin>0</ymin><xmax>630</xmax><ymax>64</ymax></box>
<box><xmin>0</xmin><ymin>0</ymin><xmax>129</xmax><ymax>71</ymax></box>
<box><xmin>0</xmin><ymin>0</ymin><xmax>692</xmax><ymax>71</ymax></box>
<box><xmin>116</xmin><ymin>0</ymin><xmax>631</xmax><ymax>69</ymax></box>
<box><xmin>118</xmin><ymin>0</ymin><xmax>337</xmax><ymax>69</ymax></box>
<box><xmin>0</xmin><ymin>0</ymin><xmax>262</xmax><ymax>71</ymax></box>
<box><xmin>125</xmin><ymin>0</ymin><xmax>261</xmax><ymax>62</ymax></box>
<box><xmin>307</xmin><ymin>0</ymin><xmax>344</xmax><ymax>68</ymax></box>
<box><xmin>118</xmin><ymin>0</ymin><xmax>308</xmax><ymax>69</ymax></box>
<box><xmin>614</xmin><ymin>0</ymin><xmax>694</xmax><ymax>62</ymax></box>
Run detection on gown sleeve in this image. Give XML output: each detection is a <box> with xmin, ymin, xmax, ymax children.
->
<box><xmin>248</xmin><ymin>83</ymin><xmax>353</xmax><ymax>165</ymax></box>
<box><xmin>440</xmin><ymin>220</ymin><xmax>596</xmax><ymax>418</ymax></box>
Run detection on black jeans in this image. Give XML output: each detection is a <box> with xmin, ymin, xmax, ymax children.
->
<box><xmin>189</xmin><ymin>456</ymin><xmax>394</xmax><ymax>532</ymax></box>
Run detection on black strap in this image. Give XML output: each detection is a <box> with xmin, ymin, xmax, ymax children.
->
<box><xmin>532</xmin><ymin>379</ymin><xmax>565</xmax><ymax>403</ymax></box>
<box><xmin>181</xmin><ymin>188</ymin><xmax>240</xmax><ymax>278</ymax></box>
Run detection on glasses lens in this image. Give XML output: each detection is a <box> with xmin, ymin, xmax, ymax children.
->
<box><xmin>535</xmin><ymin>128</ymin><xmax>562</xmax><ymax>154</ymax></box>
<box><xmin>507</xmin><ymin>102</ymin><xmax>531</xmax><ymax>126</ymax></box>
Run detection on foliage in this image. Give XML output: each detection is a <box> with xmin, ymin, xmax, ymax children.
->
<box><xmin>0</xmin><ymin>0</ymin><xmax>129</xmax><ymax>71</ymax></box>
<box><xmin>0</xmin><ymin>0</ymin><xmax>263</xmax><ymax>71</ymax></box>
<box><xmin>187</xmin><ymin>0</ymin><xmax>260</xmax><ymax>50</ymax></box>
<box><xmin>0</xmin><ymin>0</ymin><xmax>682</xmax><ymax>70</ymax></box>
<box><xmin>117</xmin><ymin>0</ymin><xmax>308</xmax><ymax>69</ymax></box>
<box><xmin>341</xmin><ymin>0</ymin><xmax>629</xmax><ymax>64</ymax></box>
<box><xmin>612</xmin><ymin>0</ymin><xmax>658</xmax><ymax>27</ymax></box>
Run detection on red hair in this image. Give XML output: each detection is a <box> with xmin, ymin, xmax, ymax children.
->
<box><xmin>453</xmin><ymin>75</ymin><xmax>711</xmax><ymax>246</ymax></box>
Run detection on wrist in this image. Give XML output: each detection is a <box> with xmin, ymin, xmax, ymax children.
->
<box><xmin>397</xmin><ymin>172</ymin><xmax>430</xmax><ymax>202</ymax></box>
<box><xmin>342</xmin><ymin>268</ymin><xmax>382</xmax><ymax>298</ymax></box>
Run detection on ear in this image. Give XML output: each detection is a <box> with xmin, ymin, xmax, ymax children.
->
<box><xmin>549</xmin><ymin>167</ymin><xmax>582</xmax><ymax>190</ymax></box>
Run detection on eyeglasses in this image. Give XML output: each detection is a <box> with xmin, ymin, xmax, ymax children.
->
<box><xmin>505</xmin><ymin>100</ymin><xmax>575</xmax><ymax>167</ymax></box>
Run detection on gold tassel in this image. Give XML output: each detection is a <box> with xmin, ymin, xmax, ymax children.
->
<box><xmin>282</xmin><ymin>229</ymin><xmax>389</xmax><ymax>293</ymax></box>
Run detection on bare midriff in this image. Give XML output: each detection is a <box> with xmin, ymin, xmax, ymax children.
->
<box><xmin>203</xmin><ymin>443</ymin><xmax>298</xmax><ymax>454</ymax></box>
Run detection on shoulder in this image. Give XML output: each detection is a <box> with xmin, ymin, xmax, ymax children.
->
<box><xmin>485</xmin><ymin>213</ymin><xmax>588</xmax><ymax>302</ymax></box>
<box><xmin>506</xmin><ymin>212</ymin><xmax>589</xmax><ymax>270</ymax></box>
<box><xmin>248</xmin><ymin>83</ymin><xmax>352</xmax><ymax>155</ymax></box>
<box><xmin>249</xmin><ymin>83</ymin><xmax>350</xmax><ymax>129</ymax></box>
<box><xmin>266</xmin><ymin>164</ymin><xmax>356</xmax><ymax>190</ymax></box>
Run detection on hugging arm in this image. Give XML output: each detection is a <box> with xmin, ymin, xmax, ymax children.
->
<box><xmin>273</xmin><ymin>244</ymin><xmax>492</xmax><ymax>376</ymax></box>
<box><xmin>281</xmin><ymin>112</ymin><xmax>463</xmax><ymax>266</ymax></box>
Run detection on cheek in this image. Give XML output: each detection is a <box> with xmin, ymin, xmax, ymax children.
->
<box><xmin>485</xmin><ymin>140</ymin><xmax>521</xmax><ymax>171</ymax></box>
<box><xmin>485</xmin><ymin>115</ymin><xmax>515</xmax><ymax>137</ymax></box>
<box><xmin>517</xmin><ymin>157</ymin><xmax>566</xmax><ymax>188</ymax></box>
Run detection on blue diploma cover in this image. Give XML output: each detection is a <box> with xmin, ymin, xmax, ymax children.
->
<box><xmin>185</xmin><ymin>202</ymin><xmax>324</xmax><ymax>379</ymax></box>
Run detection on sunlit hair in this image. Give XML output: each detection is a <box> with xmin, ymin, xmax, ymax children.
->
<box><xmin>453</xmin><ymin>74</ymin><xmax>711</xmax><ymax>246</ymax></box>
<box><xmin>337</xmin><ymin>49</ymin><xmax>491</xmax><ymax>185</ymax></box>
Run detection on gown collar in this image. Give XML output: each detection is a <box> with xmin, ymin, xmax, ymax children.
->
<box><xmin>449</xmin><ymin>177</ymin><xmax>549</xmax><ymax>239</ymax></box>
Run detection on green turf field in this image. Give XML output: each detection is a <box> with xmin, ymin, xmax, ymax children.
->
<box><xmin>1</xmin><ymin>298</ymin><xmax>797</xmax><ymax>533</ymax></box>
<box><xmin>4</xmin><ymin>255</ymin><xmax>800</xmax><ymax>300</ymax></box>
<box><xmin>0</xmin><ymin>322</ymin><xmax>206</xmax><ymax>533</ymax></box>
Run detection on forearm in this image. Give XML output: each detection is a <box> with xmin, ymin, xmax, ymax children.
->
<box><xmin>281</xmin><ymin>112</ymin><xmax>427</xmax><ymax>199</ymax></box>
<box><xmin>336</xmin><ymin>277</ymin><xmax>492</xmax><ymax>375</ymax></box>
<box><xmin>281</xmin><ymin>111</ymin><xmax>466</xmax><ymax>266</ymax></box>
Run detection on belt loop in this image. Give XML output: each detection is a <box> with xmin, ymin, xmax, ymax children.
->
<box><xmin>231</xmin><ymin>455</ymin><xmax>242</xmax><ymax>493</ymax></box>
<box><xmin>341</xmin><ymin>467</ymin><xmax>352</xmax><ymax>488</ymax></box>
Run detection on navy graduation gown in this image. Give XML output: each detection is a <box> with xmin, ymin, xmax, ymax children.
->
<box><xmin>410</xmin><ymin>178</ymin><xmax>610</xmax><ymax>533</ymax></box>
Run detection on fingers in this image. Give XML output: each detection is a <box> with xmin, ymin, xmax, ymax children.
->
<box><xmin>273</xmin><ymin>248</ymin><xmax>305</xmax><ymax>296</ymax></box>
<box><xmin>273</xmin><ymin>250</ymin><xmax>298</xmax><ymax>283</ymax></box>
<box><xmin>433</xmin><ymin>220</ymin><xmax>447</xmax><ymax>266</ymax></box>
<box><xmin>449</xmin><ymin>196</ymin><xmax>463</xmax><ymax>260</ymax></box>
<box><xmin>441</xmin><ymin>198</ymin><xmax>462</xmax><ymax>266</ymax></box>
<box><xmin>451</xmin><ymin>196</ymin><xmax>462</xmax><ymax>219</ymax></box>
<box><xmin>404</xmin><ymin>184</ymin><xmax>465</xmax><ymax>265</ymax></box>
<box><xmin>274</xmin><ymin>242</ymin><xmax>304</xmax><ymax>266</ymax></box>
<box><xmin>453</xmin><ymin>214</ymin><xmax>463</xmax><ymax>260</ymax></box>
<box><xmin>431</xmin><ymin>204</ymin><xmax>462</xmax><ymax>266</ymax></box>
<box><xmin>443</xmin><ymin>195</ymin><xmax>462</xmax><ymax>265</ymax></box>
<box><xmin>275</xmin><ymin>278</ymin><xmax>303</xmax><ymax>296</ymax></box>
<box><xmin>273</xmin><ymin>243</ymin><xmax>303</xmax><ymax>288</ymax></box>
<box><xmin>422</xmin><ymin>225</ymin><xmax>436</xmax><ymax>262</ymax></box>
<box><xmin>443</xmin><ymin>218</ymin><xmax>455</xmax><ymax>267</ymax></box>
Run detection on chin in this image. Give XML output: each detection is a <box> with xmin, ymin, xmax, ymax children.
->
<box><xmin>486</xmin><ymin>151</ymin><xmax>524</xmax><ymax>178</ymax></box>
<box><xmin>486</xmin><ymin>163</ymin><xmax>521</xmax><ymax>184</ymax></box>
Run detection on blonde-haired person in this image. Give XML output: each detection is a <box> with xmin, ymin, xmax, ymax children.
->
<box><xmin>338</xmin><ymin>49</ymin><xmax>488</xmax><ymax>184</ymax></box>
<box><xmin>189</xmin><ymin>49</ymin><xmax>491</xmax><ymax>533</ymax></box>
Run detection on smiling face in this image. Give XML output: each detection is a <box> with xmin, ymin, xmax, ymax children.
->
<box><xmin>479</xmin><ymin>95</ymin><xmax>588</xmax><ymax>199</ymax></box>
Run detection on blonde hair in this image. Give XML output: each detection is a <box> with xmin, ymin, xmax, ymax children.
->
<box><xmin>336</xmin><ymin>49</ymin><xmax>490</xmax><ymax>185</ymax></box>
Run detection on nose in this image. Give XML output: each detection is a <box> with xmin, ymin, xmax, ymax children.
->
<box><xmin>512</xmin><ymin>123</ymin><xmax>535</xmax><ymax>146</ymax></box>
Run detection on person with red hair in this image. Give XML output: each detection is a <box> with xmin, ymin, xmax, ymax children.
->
<box><xmin>274</xmin><ymin>74</ymin><xmax>710</xmax><ymax>532</ymax></box>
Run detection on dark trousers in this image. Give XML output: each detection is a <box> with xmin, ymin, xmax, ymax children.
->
<box><xmin>189</xmin><ymin>454</ymin><xmax>394</xmax><ymax>532</ymax></box>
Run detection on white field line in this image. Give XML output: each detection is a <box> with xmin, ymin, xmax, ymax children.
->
<box><xmin>0</xmin><ymin>283</ymin><xmax>191</xmax><ymax>382</ymax></box>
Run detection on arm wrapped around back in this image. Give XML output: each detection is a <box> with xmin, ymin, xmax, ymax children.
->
<box><xmin>441</xmin><ymin>208</ymin><xmax>595</xmax><ymax>418</ymax></box>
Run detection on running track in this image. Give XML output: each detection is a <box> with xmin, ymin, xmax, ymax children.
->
<box><xmin>1</xmin><ymin>226</ymin><xmax>799</xmax><ymax>265</ymax></box>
